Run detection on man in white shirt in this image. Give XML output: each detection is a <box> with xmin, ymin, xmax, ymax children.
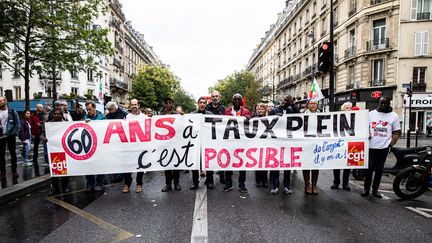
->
<box><xmin>123</xmin><ymin>99</ymin><xmax>146</xmax><ymax>193</ymax></box>
<box><xmin>362</xmin><ymin>97</ymin><xmax>401</xmax><ymax>198</ymax></box>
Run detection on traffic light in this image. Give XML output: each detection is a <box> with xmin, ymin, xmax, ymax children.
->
<box><xmin>317</xmin><ymin>42</ymin><xmax>332</xmax><ymax>72</ymax></box>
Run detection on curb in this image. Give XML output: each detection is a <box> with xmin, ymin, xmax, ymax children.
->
<box><xmin>0</xmin><ymin>175</ymin><xmax>51</xmax><ymax>205</ymax></box>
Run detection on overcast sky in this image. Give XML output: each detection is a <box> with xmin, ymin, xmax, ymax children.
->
<box><xmin>121</xmin><ymin>0</ymin><xmax>285</xmax><ymax>99</ymax></box>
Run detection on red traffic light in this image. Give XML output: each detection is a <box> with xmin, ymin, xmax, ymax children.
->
<box><xmin>321</xmin><ymin>43</ymin><xmax>329</xmax><ymax>50</ymax></box>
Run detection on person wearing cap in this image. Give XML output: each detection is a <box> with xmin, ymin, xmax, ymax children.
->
<box><xmin>223</xmin><ymin>93</ymin><xmax>251</xmax><ymax>193</ymax></box>
<box><xmin>160</xmin><ymin>97</ymin><xmax>181</xmax><ymax>192</ymax></box>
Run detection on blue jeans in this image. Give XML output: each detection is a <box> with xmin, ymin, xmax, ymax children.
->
<box><xmin>22</xmin><ymin>141</ymin><xmax>30</xmax><ymax>163</ymax></box>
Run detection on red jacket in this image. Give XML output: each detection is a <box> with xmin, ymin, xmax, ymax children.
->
<box><xmin>224</xmin><ymin>106</ymin><xmax>251</xmax><ymax>119</ymax></box>
<box><xmin>29</xmin><ymin>114</ymin><xmax>42</xmax><ymax>136</ymax></box>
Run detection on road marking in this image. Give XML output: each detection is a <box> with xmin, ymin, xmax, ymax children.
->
<box><xmin>47</xmin><ymin>196</ymin><xmax>134</xmax><ymax>242</ymax></box>
<box><xmin>191</xmin><ymin>178</ymin><xmax>208</xmax><ymax>243</ymax></box>
<box><xmin>405</xmin><ymin>207</ymin><xmax>432</xmax><ymax>218</ymax></box>
<box><xmin>378</xmin><ymin>189</ymin><xmax>394</xmax><ymax>194</ymax></box>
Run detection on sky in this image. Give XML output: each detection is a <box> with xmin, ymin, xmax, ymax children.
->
<box><xmin>121</xmin><ymin>0</ymin><xmax>285</xmax><ymax>99</ymax></box>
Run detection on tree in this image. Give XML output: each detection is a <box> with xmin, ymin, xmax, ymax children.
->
<box><xmin>173</xmin><ymin>88</ymin><xmax>196</xmax><ymax>113</ymax></box>
<box><xmin>0</xmin><ymin>0</ymin><xmax>113</xmax><ymax>109</ymax></box>
<box><xmin>130</xmin><ymin>64</ymin><xmax>180</xmax><ymax>110</ymax></box>
<box><xmin>209</xmin><ymin>70</ymin><xmax>262</xmax><ymax>111</ymax></box>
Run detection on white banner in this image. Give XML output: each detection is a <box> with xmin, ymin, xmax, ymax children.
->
<box><xmin>46</xmin><ymin>111</ymin><xmax>370</xmax><ymax>176</ymax></box>
<box><xmin>46</xmin><ymin>115</ymin><xmax>202</xmax><ymax>176</ymax></box>
<box><xmin>201</xmin><ymin>110</ymin><xmax>369</xmax><ymax>170</ymax></box>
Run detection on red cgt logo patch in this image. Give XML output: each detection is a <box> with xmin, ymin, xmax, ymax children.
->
<box><xmin>50</xmin><ymin>152</ymin><xmax>68</xmax><ymax>175</ymax></box>
<box><xmin>347</xmin><ymin>142</ymin><xmax>365</xmax><ymax>166</ymax></box>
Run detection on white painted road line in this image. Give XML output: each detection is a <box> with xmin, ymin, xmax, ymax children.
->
<box><xmin>405</xmin><ymin>207</ymin><xmax>432</xmax><ymax>218</ymax></box>
<box><xmin>191</xmin><ymin>178</ymin><xmax>208</xmax><ymax>243</ymax></box>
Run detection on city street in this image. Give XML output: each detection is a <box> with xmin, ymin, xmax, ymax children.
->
<box><xmin>1</xmin><ymin>167</ymin><xmax>431</xmax><ymax>242</ymax></box>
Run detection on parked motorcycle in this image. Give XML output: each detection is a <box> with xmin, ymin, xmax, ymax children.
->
<box><xmin>393</xmin><ymin>147</ymin><xmax>432</xmax><ymax>200</ymax></box>
<box><xmin>351</xmin><ymin>146</ymin><xmax>428</xmax><ymax>181</ymax></box>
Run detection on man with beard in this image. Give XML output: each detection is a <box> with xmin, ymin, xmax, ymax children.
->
<box><xmin>361</xmin><ymin>97</ymin><xmax>401</xmax><ymax>198</ymax></box>
<box><xmin>205</xmin><ymin>90</ymin><xmax>226</xmax><ymax>184</ymax></box>
<box><xmin>223</xmin><ymin>93</ymin><xmax>251</xmax><ymax>193</ymax></box>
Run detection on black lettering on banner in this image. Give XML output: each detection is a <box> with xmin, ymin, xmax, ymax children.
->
<box><xmin>317</xmin><ymin>115</ymin><xmax>331</xmax><ymax>137</ymax></box>
<box><xmin>137</xmin><ymin>150</ymin><xmax>151</xmax><ymax>169</ymax></box>
<box><xmin>260</xmin><ymin>117</ymin><xmax>278</xmax><ymax>139</ymax></box>
<box><xmin>205</xmin><ymin>117</ymin><xmax>222</xmax><ymax>139</ymax></box>
<box><xmin>157</xmin><ymin>141</ymin><xmax>195</xmax><ymax>168</ymax></box>
<box><xmin>303</xmin><ymin>116</ymin><xmax>316</xmax><ymax>137</ymax></box>
<box><xmin>339</xmin><ymin>113</ymin><xmax>355</xmax><ymax>136</ymax></box>
<box><xmin>183</xmin><ymin>125</ymin><xmax>197</xmax><ymax>139</ymax></box>
<box><xmin>223</xmin><ymin>118</ymin><xmax>240</xmax><ymax>139</ymax></box>
<box><xmin>67</xmin><ymin>128</ymin><xmax>92</xmax><ymax>154</ymax></box>
<box><xmin>244</xmin><ymin>119</ymin><xmax>258</xmax><ymax>138</ymax></box>
<box><xmin>286</xmin><ymin>116</ymin><xmax>303</xmax><ymax>138</ymax></box>
<box><xmin>333</xmin><ymin>114</ymin><xmax>338</xmax><ymax>137</ymax></box>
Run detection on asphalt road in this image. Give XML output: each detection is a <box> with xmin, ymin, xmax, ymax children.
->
<box><xmin>1</xmin><ymin>169</ymin><xmax>431</xmax><ymax>243</ymax></box>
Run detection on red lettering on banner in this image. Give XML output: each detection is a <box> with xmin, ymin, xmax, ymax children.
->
<box><xmin>291</xmin><ymin>147</ymin><xmax>302</xmax><ymax>167</ymax></box>
<box><xmin>103</xmin><ymin>122</ymin><xmax>128</xmax><ymax>143</ymax></box>
<box><xmin>129</xmin><ymin>119</ymin><xmax>151</xmax><ymax>142</ymax></box>
<box><xmin>217</xmin><ymin>149</ymin><xmax>230</xmax><ymax>168</ymax></box>
<box><xmin>155</xmin><ymin>118</ymin><xmax>176</xmax><ymax>140</ymax></box>
<box><xmin>265</xmin><ymin>147</ymin><xmax>279</xmax><ymax>168</ymax></box>
<box><xmin>204</xmin><ymin>148</ymin><xmax>217</xmax><ymax>169</ymax></box>
<box><xmin>259</xmin><ymin>148</ymin><xmax>264</xmax><ymax>168</ymax></box>
<box><xmin>280</xmin><ymin>147</ymin><xmax>290</xmax><ymax>168</ymax></box>
<box><xmin>232</xmin><ymin>149</ymin><xmax>244</xmax><ymax>168</ymax></box>
<box><xmin>245</xmin><ymin>148</ymin><xmax>258</xmax><ymax>168</ymax></box>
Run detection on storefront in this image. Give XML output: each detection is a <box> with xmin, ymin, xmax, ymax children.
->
<box><xmin>403</xmin><ymin>93</ymin><xmax>432</xmax><ymax>134</ymax></box>
<box><xmin>334</xmin><ymin>86</ymin><xmax>396</xmax><ymax>111</ymax></box>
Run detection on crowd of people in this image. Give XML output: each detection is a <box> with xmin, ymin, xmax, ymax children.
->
<box><xmin>0</xmin><ymin>91</ymin><xmax>401</xmax><ymax>199</ymax></box>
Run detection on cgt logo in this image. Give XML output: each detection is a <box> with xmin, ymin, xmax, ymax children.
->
<box><xmin>347</xmin><ymin>142</ymin><xmax>365</xmax><ymax>166</ymax></box>
<box><xmin>50</xmin><ymin>152</ymin><xmax>68</xmax><ymax>175</ymax></box>
<box><xmin>62</xmin><ymin>123</ymin><xmax>97</xmax><ymax>160</ymax></box>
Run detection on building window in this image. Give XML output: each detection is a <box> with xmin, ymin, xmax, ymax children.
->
<box><xmin>313</xmin><ymin>2</ymin><xmax>317</xmax><ymax>15</ymax></box>
<box><xmin>411</xmin><ymin>0</ymin><xmax>431</xmax><ymax>20</ymax></box>
<box><xmin>70</xmin><ymin>70</ymin><xmax>78</xmax><ymax>79</ymax></box>
<box><xmin>14</xmin><ymin>86</ymin><xmax>21</xmax><ymax>100</ymax></box>
<box><xmin>334</xmin><ymin>40</ymin><xmax>339</xmax><ymax>61</ymax></box>
<box><xmin>13</xmin><ymin>63</ymin><xmax>20</xmax><ymax>78</ymax></box>
<box><xmin>306</xmin><ymin>9</ymin><xmax>310</xmax><ymax>22</ymax></box>
<box><xmin>321</xmin><ymin>17</ymin><xmax>326</xmax><ymax>36</ymax></box>
<box><xmin>412</xmin><ymin>67</ymin><xmax>427</xmax><ymax>91</ymax></box>
<box><xmin>87</xmin><ymin>69</ymin><xmax>94</xmax><ymax>82</ymax></box>
<box><xmin>349</xmin><ymin>29</ymin><xmax>356</xmax><ymax>48</ymax></box>
<box><xmin>334</xmin><ymin>6</ymin><xmax>339</xmax><ymax>26</ymax></box>
<box><xmin>87</xmin><ymin>89</ymin><xmax>94</xmax><ymax>96</ymax></box>
<box><xmin>348</xmin><ymin>65</ymin><xmax>355</xmax><ymax>86</ymax></box>
<box><xmin>372</xmin><ymin>19</ymin><xmax>386</xmax><ymax>43</ymax></box>
<box><xmin>71</xmin><ymin>87</ymin><xmax>79</xmax><ymax>95</ymax></box>
<box><xmin>415</xmin><ymin>31</ymin><xmax>429</xmax><ymax>56</ymax></box>
<box><xmin>0</xmin><ymin>63</ymin><xmax>2</xmax><ymax>79</ymax></box>
<box><xmin>371</xmin><ymin>59</ymin><xmax>384</xmax><ymax>86</ymax></box>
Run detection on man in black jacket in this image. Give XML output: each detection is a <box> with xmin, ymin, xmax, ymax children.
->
<box><xmin>269</xmin><ymin>95</ymin><xmax>299</xmax><ymax>194</ymax></box>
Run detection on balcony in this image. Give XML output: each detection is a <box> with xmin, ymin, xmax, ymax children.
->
<box><xmin>39</xmin><ymin>73</ymin><xmax>62</xmax><ymax>80</ymax></box>
<box><xmin>417</xmin><ymin>12</ymin><xmax>431</xmax><ymax>20</ymax></box>
<box><xmin>348</xmin><ymin>8</ymin><xmax>356</xmax><ymax>17</ymax></box>
<box><xmin>346</xmin><ymin>83</ymin><xmax>354</xmax><ymax>90</ymax></box>
<box><xmin>344</xmin><ymin>46</ymin><xmax>356</xmax><ymax>59</ymax></box>
<box><xmin>370</xmin><ymin>0</ymin><xmax>386</xmax><ymax>5</ymax></box>
<box><xmin>311</xmin><ymin>13</ymin><xmax>316</xmax><ymax>19</ymax></box>
<box><xmin>109</xmin><ymin>78</ymin><xmax>128</xmax><ymax>91</ymax></box>
<box><xmin>412</xmin><ymin>82</ymin><xmax>426</xmax><ymax>92</ymax></box>
<box><xmin>113</xmin><ymin>58</ymin><xmax>124</xmax><ymax>69</ymax></box>
<box><xmin>370</xmin><ymin>79</ymin><xmax>385</xmax><ymax>87</ymax></box>
<box><xmin>366</xmin><ymin>38</ymin><xmax>389</xmax><ymax>52</ymax></box>
<box><xmin>115</xmin><ymin>41</ymin><xmax>123</xmax><ymax>53</ymax></box>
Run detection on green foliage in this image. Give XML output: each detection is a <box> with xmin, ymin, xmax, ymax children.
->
<box><xmin>173</xmin><ymin>88</ymin><xmax>196</xmax><ymax>113</ymax></box>
<box><xmin>0</xmin><ymin>0</ymin><xmax>113</xmax><ymax>109</ymax></box>
<box><xmin>130</xmin><ymin>64</ymin><xmax>180</xmax><ymax>110</ymax></box>
<box><xmin>209</xmin><ymin>70</ymin><xmax>262</xmax><ymax>111</ymax></box>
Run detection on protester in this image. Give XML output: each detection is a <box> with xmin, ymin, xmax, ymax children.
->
<box><xmin>71</xmin><ymin>103</ymin><xmax>86</xmax><ymax>121</ymax></box>
<box><xmin>144</xmin><ymin>108</ymin><xmax>153</xmax><ymax>117</ymax></box>
<box><xmin>205</xmin><ymin>90</ymin><xmax>226</xmax><ymax>184</ymax></box>
<box><xmin>331</xmin><ymin>102</ymin><xmax>352</xmax><ymax>191</ymax></box>
<box><xmin>254</xmin><ymin>103</ymin><xmax>268</xmax><ymax>188</ymax></box>
<box><xmin>303</xmin><ymin>99</ymin><xmax>320</xmax><ymax>195</ymax></box>
<box><xmin>0</xmin><ymin>96</ymin><xmax>20</xmax><ymax>188</ymax></box>
<box><xmin>269</xmin><ymin>95</ymin><xmax>299</xmax><ymax>194</ymax></box>
<box><xmin>30</xmin><ymin>104</ymin><xmax>44</xmax><ymax>175</ymax></box>
<box><xmin>190</xmin><ymin>97</ymin><xmax>214</xmax><ymax>190</ymax></box>
<box><xmin>223</xmin><ymin>93</ymin><xmax>251</xmax><ymax>193</ymax></box>
<box><xmin>47</xmin><ymin>108</ymin><xmax>70</xmax><ymax>195</ymax></box>
<box><xmin>105</xmin><ymin>101</ymin><xmax>128</xmax><ymax>183</ymax></box>
<box><xmin>362</xmin><ymin>97</ymin><xmax>401</xmax><ymax>198</ymax></box>
<box><xmin>160</xmin><ymin>97</ymin><xmax>181</xmax><ymax>192</ymax></box>
<box><xmin>176</xmin><ymin>106</ymin><xmax>185</xmax><ymax>115</ymax></box>
<box><xmin>62</xmin><ymin>101</ymin><xmax>73</xmax><ymax>121</ymax></box>
<box><xmin>123</xmin><ymin>99</ymin><xmax>146</xmax><ymax>193</ymax></box>
<box><xmin>266</xmin><ymin>102</ymin><xmax>274</xmax><ymax>113</ymax></box>
<box><xmin>84</xmin><ymin>100</ymin><xmax>106</xmax><ymax>192</ymax></box>
<box><xmin>19</xmin><ymin>110</ymin><xmax>32</xmax><ymax>167</ymax></box>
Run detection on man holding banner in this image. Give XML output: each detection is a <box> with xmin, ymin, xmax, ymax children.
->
<box><xmin>223</xmin><ymin>93</ymin><xmax>251</xmax><ymax>193</ymax></box>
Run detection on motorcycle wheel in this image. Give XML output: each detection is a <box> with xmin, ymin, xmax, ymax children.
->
<box><xmin>393</xmin><ymin>167</ymin><xmax>429</xmax><ymax>200</ymax></box>
<box><xmin>352</xmin><ymin>169</ymin><xmax>366</xmax><ymax>181</ymax></box>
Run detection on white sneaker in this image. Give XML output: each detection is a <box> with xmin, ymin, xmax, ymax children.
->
<box><xmin>283</xmin><ymin>187</ymin><xmax>293</xmax><ymax>194</ymax></box>
<box><xmin>26</xmin><ymin>162</ymin><xmax>33</xmax><ymax>167</ymax></box>
<box><xmin>270</xmin><ymin>188</ymin><xmax>278</xmax><ymax>194</ymax></box>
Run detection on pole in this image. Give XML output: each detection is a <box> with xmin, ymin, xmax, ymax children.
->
<box><xmin>329</xmin><ymin>0</ymin><xmax>335</xmax><ymax>112</ymax></box>
<box><xmin>407</xmin><ymin>82</ymin><xmax>412</xmax><ymax>148</ymax></box>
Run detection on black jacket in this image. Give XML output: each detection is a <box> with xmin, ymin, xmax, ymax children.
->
<box><xmin>269</xmin><ymin>104</ymin><xmax>300</xmax><ymax>115</ymax></box>
<box><xmin>106</xmin><ymin>108</ymin><xmax>127</xmax><ymax>120</ymax></box>
<box><xmin>205</xmin><ymin>103</ymin><xmax>225</xmax><ymax>115</ymax></box>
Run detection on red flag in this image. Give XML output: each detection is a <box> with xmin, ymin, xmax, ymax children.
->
<box><xmin>242</xmin><ymin>96</ymin><xmax>247</xmax><ymax>108</ymax></box>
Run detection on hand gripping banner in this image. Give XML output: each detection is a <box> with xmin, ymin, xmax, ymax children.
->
<box><xmin>46</xmin><ymin>111</ymin><xmax>369</xmax><ymax>176</ymax></box>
